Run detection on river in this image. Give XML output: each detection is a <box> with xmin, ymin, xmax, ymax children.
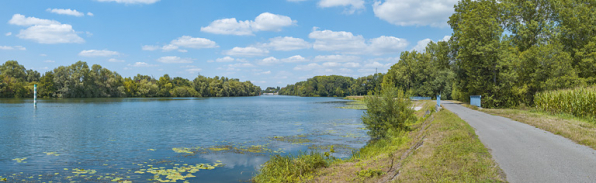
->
<box><xmin>0</xmin><ymin>95</ymin><xmax>367</xmax><ymax>182</ymax></box>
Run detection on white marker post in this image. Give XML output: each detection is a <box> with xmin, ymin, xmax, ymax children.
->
<box><xmin>34</xmin><ymin>84</ymin><xmax>37</xmax><ymax>107</ymax></box>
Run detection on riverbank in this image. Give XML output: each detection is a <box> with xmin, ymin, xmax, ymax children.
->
<box><xmin>254</xmin><ymin>100</ymin><xmax>505</xmax><ymax>182</ymax></box>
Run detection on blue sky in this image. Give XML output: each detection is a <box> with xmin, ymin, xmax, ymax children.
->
<box><xmin>0</xmin><ymin>0</ymin><xmax>456</xmax><ymax>87</ymax></box>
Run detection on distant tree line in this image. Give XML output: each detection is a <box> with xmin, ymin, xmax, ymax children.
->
<box><xmin>279</xmin><ymin>74</ymin><xmax>384</xmax><ymax>97</ymax></box>
<box><xmin>0</xmin><ymin>60</ymin><xmax>261</xmax><ymax>98</ymax></box>
<box><xmin>262</xmin><ymin>86</ymin><xmax>280</xmax><ymax>93</ymax></box>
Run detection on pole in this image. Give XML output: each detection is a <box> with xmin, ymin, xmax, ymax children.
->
<box><xmin>34</xmin><ymin>84</ymin><xmax>37</xmax><ymax>107</ymax></box>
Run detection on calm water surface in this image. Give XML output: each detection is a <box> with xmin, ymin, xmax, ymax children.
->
<box><xmin>0</xmin><ymin>96</ymin><xmax>367</xmax><ymax>182</ymax></box>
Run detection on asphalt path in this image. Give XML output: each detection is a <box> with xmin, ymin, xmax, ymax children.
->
<box><xmin>442</xmin><ymin>101</ymin><xmax>596</xmax><ymax>183</ymax></box>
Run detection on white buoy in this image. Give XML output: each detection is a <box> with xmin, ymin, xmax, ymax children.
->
<box><xmin>34</xmin><ymin>84</ymin><xmax>37</xmax><ymax>107</ymax></box>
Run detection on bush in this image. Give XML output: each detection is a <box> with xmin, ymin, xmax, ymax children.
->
<box><xmin>362</xmin><ymin>86</ymin><xmax>417</xmax><ymax>140</ymax></box>
<box><xmin>534</xmin><ymin>86</ymin><xmax>596</xmax><ymax>119</ymax></box>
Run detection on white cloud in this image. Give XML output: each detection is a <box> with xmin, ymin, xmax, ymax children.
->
<box><xmin>186</xmin><ymin>68</ymin><xmax>202</xmax><ymax>74</ymax></box>
<box><xmin>261</xmin><ymin>36</ymin><xmax>311</xmax><ymax>51</ymax></box>
<box><xmin>216</xmin><ymin>56</ymin><xmax>235</xmax><ymax>62</ymax></box>
<box><xmin>128</xmin><ymin>62</ymin><xmax>157</xmax><ymax>67</ymax></box>
<box><xmin>309</xmin><ymin>27</ymin><xmax>367</xmax><ymax>54</ymax></box>
<box><xmin>46</xmin><ymin>8</ymin><xmax>84</xmax><ymax>17</ymax></box>
<box><xmin>228</xmin><ymin>63</ymin><xmax>255</xmax><ymax>68</ymax></box>
<box><xmin>8</xmin><ymin>14</ymin><xmax>59</xmax><ymax>26</ymax></box>
<box><xmin>157</xmin><ymin>56</ymin><xmax>194</xmax><ymax>63</ymax></box>
<box><xmin>79</xmin><ymin>49</ymin><xmax>120</xmax><ymax>57</ymax></box>
<box><xmin>0</xmin><ymin>46</ymin><xmax>26</xmax><ymax>51</ymax></box>
<box><xmin>201</xmin><ymin>12</ymin><xmax>296</xmax><ymax>36</ymax></box>
<box><xmin>178</xmin><ymin>49</ymin><xmax>187</xmax><ymax>53</ymax></box>
<box><xmin>224</xmin><ymin>46</ymin><xmax>269</xmax><ymax>57</ymax></box>
<box><xmin>368</xmin><ymin>36</ymin><xmax>409</xmax><ymax>55</ymax></box>
<box><xmin>261</xmin><ymin>71</ymin><xmax>271</xmax><ymax>74</ymax></box>
<box><xmin>314</xmin><ymin>55</ymin><xmax>360</xmax><ymax>62</ymax></box>
<box><xmin>257</xmin><ymin>57</ymin><xmax>280</xmax><ymax>66</ymax></box>
<box><xmin>9</xmin><ymin>14</ymin><xmax>84</xmax><ymax>44</ymax></box>
<box><xmin>86</xmin><ymin>31</ymin><xmax>93</xmax><ymax>37</ymax></box>
<box><xmin>108</xmin><ymin>58</ymin><xmax>125</xmax><ymax>62</ymax></box>
<box><xmin>442</xmin><ymin>35</ymin><xmax>451</xmax><ymax>42</ymax></box>
<box><xmin>96</xmin><ymin>0</ymin><xmax>160</xmax><ymax>4</ymax></box>
<box><xmin>87</xmin><ymin>12</ymin><xmax>94</xmax><ymax>16</ymax></box>
<box><xmin>412</xmin><ymin>38</ymin><xmax>432</xmax><ymax>52</ymax></box>
<box><xmin>373</xmin><ymin>0</ymin><xmax>458</xmax><ymax>27</ymax></box>
<box><xmin>43</xmin><ymin>60</ymin><xmax>55</xmax><ymax>63</ymax></box>
<box><xmin>144</xmin><ymin>36</ymin><xmax>218</xmax><ymax>52</ymax></box>
<box><xmin>309</xmin><ymin>27</ymin><xmax>408</xmax><ymax>55</ymax></box>
<box><xmin>281</xmin><ymin>55</ymin><xmax>308</xmax><ymax>63</ymax></box>
<box><xmin>142</xmin><ymin>45</ymin><xmax>160</xmax><ymax>51</ymax></box>
<box><xmin>294</xmin><ymin>62</ymin><xmax>360</xmax><ymax>71</ymax></box>
<box><xmin>318</xmin><ymin>0</ymin><xmax>365</xmax><ymax>14</ymax></box>
<box><xmin>5</xmin><ymin>32</ymin><xmax>11</xmax><ymax>36</ymax></box>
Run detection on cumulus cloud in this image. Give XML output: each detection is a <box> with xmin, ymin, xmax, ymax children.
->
<box><xmin>318</xmin><ymin>0</ymin><xmax>365</xmax><ymax>14</ymax></box>
<box><xmin>185</xmin><ymin>66</ymin><xmax>202</xmax><ymax>74</ymax></box>
<box><xmin>224</xmin><ymin>46</ymin><xmax>269</xmax><ymax>57</ymax></box>
<box><xmin>46</xmin><ymin>8</ymin><xmax>84</xmax><ymax>17</ymax></box>
<box><xmin>294</xmin><ymin>62</ymin><xmax>360</xmax><ymax>71</ymax></box>
<box><xmin>143</xmin><ymin>36</ymin><xmax>218</xmax><ymax>52</ymax></box>
<box><xmin>216</xmin><ymin>56</ymin><xmax>236</xmax><ymax>62</ymax></box>
<box><xmin>368</xmin><ymin>36</ymin><xmax>409</xmax><ymax>55</ymax></box>
<box><xmin>5</xmin><ymin>32</ymin><xmax>12</xmax><ymax>36</ymax></box>
<box><xmin>411</xmin><ymin>38</ymin><xmax>432</xmax><ymax>52</ymax></box>
<box><xmin>261</xmin><ymin>36</ymin><xmax>311</xmax><ymax>51</ymax></box>
<box><xmin>96</xmin><ymin>0</ymin><xmax>160</xmax><ymax>4</ymax></box>
<box><xmin>157</xmin><ymin>56</ymin><xmax>194</xmax><ymax>63</ymax></box>
<box><xmin>87</xmin><ymin>12</ymin><xmax>94</xmax><ymax>16</ymax></box>
<box><xmin>314</xmin><ymin>55</ymin><xmax>360</xmax><ymax>62</ymax></box>
<box><xmin>309</xmin><ymin>27</ymin><xmax>408</xmax><ymax>55</ymax></box>
<box><xmin>257</xmin><ymin>57</ymin><xmax>280</xmax><ymax>66</ymax></box>
<box><xmin>43</xmin><ymin>60</ymin><xmax>55</xmax><ymax>63</ymax></box>
<box><xmin>201</xmin><ymin>12</ymin><xmax>296</xmax><ymax>36</ymax></box>
<box><xmin>79</xmin><ymin>49</ymin><xmax>119</xmax><ymax>57</ymax></box>
<box><xmin>281</xmin><ymin>55</ymin><xmax>308</xmax><ymax>63</ymax></box>
<box><xmin>128</xmin><ymin>62</ymin><xmax>157</xmax><ymax>67</ymax></box>
<box><xmin>108</xmin><ymin>58</ymin><xmax>125</xmax><ymax>62</ymax></box>
<box><xmin>309</xmin><ymin>27</ymin><xmax>367</xmax><ymax>53</ymax></box>
<box><xmin>0</xmin><ymin>46</ymin><xmax>26</xmax><ymax>51</ymax></box>
<box><xmin>373</xmin><ymin>0</ymin><xmax>458</xmax><ymax>27</ymax></box>
<box><xmin>8</xmin><ymin>14</ymin><xmax>84</xmax><ymax>44</ymax></box>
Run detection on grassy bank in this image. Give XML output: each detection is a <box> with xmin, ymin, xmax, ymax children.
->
<box><xmin>253</xmin><ymin>100</ymin><xmax>504</xmax><ymax>182</ymax></box>
<box><xmin>479</xmin><ymin>108</ymin><xmax>596</xmax><ymax>150</ymax></box>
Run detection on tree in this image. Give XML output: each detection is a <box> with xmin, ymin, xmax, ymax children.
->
<box><xmin>362</xmin><ymin>86</ymin><xmax>416</xmax><ymax>140</ymax></box>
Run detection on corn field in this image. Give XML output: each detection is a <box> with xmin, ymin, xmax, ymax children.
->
<box><xmin>534</xmin><ymin>86</ymin><xmax>596</xmax><ymax>119</ymax></box>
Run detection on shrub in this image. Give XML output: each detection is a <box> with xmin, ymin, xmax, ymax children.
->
<box><xmin>362</xmin><ymin>86</ymin><xmax>417</xmax><ymax>140</ymax></box>
<box><xmin>253</xmin><ymin>151</ymin><xmax>330</xmax><ymax>183</ymax></box>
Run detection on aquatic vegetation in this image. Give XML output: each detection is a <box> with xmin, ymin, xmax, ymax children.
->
<box><xmin>43</xmin><ymin>152</ymin><xmax>59</xmax><ymax>156</ymax></box>
<box><xmin>142</xmin><ymin>163</ymin><xmax>223</xmax><ymax>182</ymax></box>
<box><xmin>270</xmin><ymin>134</ymin><xmax>311</xmax><ymax>144</ymax></box>
<box><xmin>12</xmin><ymin>158</ymin><xmax>26</xmax><ymax>163</ymax></box>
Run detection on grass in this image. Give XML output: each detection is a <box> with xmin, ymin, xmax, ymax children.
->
<box><xmin>252</xmin><ymin>151</ymin><xmax>332</xmax><ymax>182</ymax></box>
<box><xmin>395</xmin><ymin>109</ymin><xmax>505</xmax><ymax>182</ymax></box>
<box><xmin>253</xmin><ymin>100</ymin><xmax>504</xmax><ymax>182</ymax></box>
<box><xmin>479</xmin><ymin>108</ymin><xmax>596</xmax><ymax>150</ymax></box>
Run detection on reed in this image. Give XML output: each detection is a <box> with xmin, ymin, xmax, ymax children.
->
<box><xmin>534</xmin><ymin>86</ymin><xmax>596</xmax><ymax>120</ymax></box>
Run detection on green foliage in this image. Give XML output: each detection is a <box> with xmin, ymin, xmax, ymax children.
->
<box><xmin>362</xmin><ymin>85</ymin><xmax>417</xmax><ymax>140</ymax></box>
<box><xmin>0</xmin><ymin>60</ymin><xmax>260</xmax><ymax>98</ymax></box>
<box><xmin>279</xmin><ymin>74</ymin><xmax>383</xmax><ymax>97</ymax></box>
<box><xmin>382</xmin><ymin>41</ymin><xmax>455</xmax><ymax>99</ymax></box>
<box><xmin>253</xmin><ymin>151</ymin><xmax>331</xmax><ymax>183</ymax></box>
<box><xmin>356</xmin><ymin>168</ymin><xmax>385</xmax><ymax>178</ymax></box>
<box><xmin>535</xmin><ymin>86</ymin><xmax>596</xmax><ymax>119</ymax></box>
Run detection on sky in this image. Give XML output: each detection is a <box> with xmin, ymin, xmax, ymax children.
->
<box><xmin>0</xmin><ymin>0</ymin><xmax>456</xmax><ymax>88</ymax></box>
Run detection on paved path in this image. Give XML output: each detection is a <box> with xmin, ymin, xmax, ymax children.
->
<box><xmin>442</xmin><ymin>101</ymin><xmax>596</xmax><ymax>183</ymax></box>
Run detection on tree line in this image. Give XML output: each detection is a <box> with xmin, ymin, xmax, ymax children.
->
<box><xmin>278</xmin><ymin>73</ymin><xmax>384</xmax><ymax>97</ymax></box>
<box><xmin>385</xmin><ymin>0</ymin><xmax>594</xmax><ymax>108</ymax></box>
<box><xmin>0</xmin><ymin>60</ymin><xmax>261</xmax><ymax>98</ymax></box>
